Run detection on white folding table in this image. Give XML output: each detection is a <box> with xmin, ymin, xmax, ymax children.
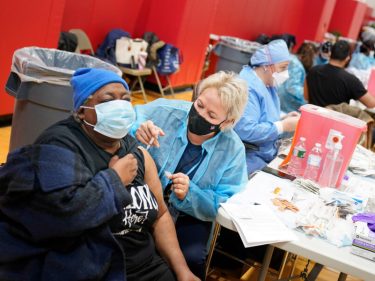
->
<box><xmin>216</xmin><ymin>207</ymin><xmax>375</xmax><ymax>281</ymax></box>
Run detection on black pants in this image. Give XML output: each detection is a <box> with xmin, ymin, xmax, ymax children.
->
<box><xmin>176</xmin><ymin>214</ymin><xmax>212</xmax><ymax>280</ymax></box>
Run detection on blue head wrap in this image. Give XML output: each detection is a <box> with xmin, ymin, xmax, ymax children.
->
<box><xmin>250</xmin><ymin>39</ymin><xmax>290</xmax><ymax>66</ymax></box>
<box><xmin>71</xmin><ymin>68</ymin><xmax>129</xmax><ymax>111</ymax></box>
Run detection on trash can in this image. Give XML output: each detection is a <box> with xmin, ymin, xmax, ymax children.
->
<box><xmin>6</xmin><ymin>47</ymin><xmax>122</xmax><ymax>152</ymax></box>
<box><xmin>213</xmin><ymin>36</ymin><xmax>261</xmax><ymax>73</ymax></box>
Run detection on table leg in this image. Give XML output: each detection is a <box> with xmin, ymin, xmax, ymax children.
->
<box><xmin>288</xmin><ymin>254</ymin><xmax>298</xmax><ymax>279</ymax></box>
<box><xmin>337</xmin><ymin>272</ymin><xmax>347</xmax><ymax>281</ymax></box>
<box><xmin>257</xmin><ymin>245</ymin><xmax>274</xmax><ymax>281</ymax></box>
<box><xmin>205</xmin><ymin>223</ymin><xmax>221</xmax><ymax>278</ymax></box>
<box><xmin>306</xmin><ymin>263</ymin><xmax>324</xmax><ymax>281</ymax></box>
<box><xmin>278</xmin><ymin>251</ymin><xmax>289</xmax><ymax>279</ymax></box>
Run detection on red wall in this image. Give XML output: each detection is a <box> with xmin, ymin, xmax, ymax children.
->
<box><xmin>0</xmin><ymin>0</ymin><xmax>370</xmax><ymax>116</ymax></box>
<box><xmin>211</xmin><ymin>0</ymin><xmax>304</xmax><ymax>41</ymax></box>
<box><xmin>134</xmin><ymin>0</ymin><xmax>337</xmax><ymax>86</ymax></box>
<box><xmin>60</xmin><ymin>0</ymin><xmax>216</xmax><ymax>88</ymax></box>
<box><xmin>61</xmin><ymin>0</ymin><xmax>146</xmax><ymax>50</ymax></box>
<box><xmin>204</xmin><ymin>0</ymin><xmax>336</xmax><ymax>77</ymax></box>
<box><xmin>130</xmin><ymin>0</ymin><xmax>217</xmax><ymax>87</ymax></box>
<box><xmin>363</xmin><ymin>6</ymin><xmax>375</xmax><ymax>26</ymax></box>
<box><xmin>299</xmin><ymin>0</ymin><xmax>337</xmax><ymax>43</ymax></box>
<box><xmin>0</xmin><ymin>0</ymin><xmax>65</xmax><ymax>116</ymax></box>
<box><xmin>56</xmin><ymin>0</ymin><xmax>349</xmax><ymax>87</ymax></box>
<box><xmin>329</xmin><ymin>0</ymin><xmax>367</xmax><ymax>40</ymax></box>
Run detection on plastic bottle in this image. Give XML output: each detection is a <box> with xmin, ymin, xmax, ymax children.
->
<box><xmin>287</xmin><ymin>137</ymin><xmax>306</xmax><ymax>177</ymax></box>
<box><xmin>303</xmin><ymin>143</ymin><xmax>322</xmax><ymax>182</ymax></box>
<box><xmin>318</xmin><ymin>137</ymin><xmax>344</xmax><ymax>188</ymax></box>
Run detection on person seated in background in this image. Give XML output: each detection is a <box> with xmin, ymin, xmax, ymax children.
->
<box><xmin>305</xmin><ymin>40</ymin><xmax>375</xmax><ymax>108</ymax></box>
<box><xmin>131</xmin><ymin>71</ymin><xmax>249</xmax><ymax>280</ymax></box>
<box><xmin>349</xmin><ymin>40</ymin><xmax>375</xmax><ymax>70</ymax></box>
<box><xmin>0</xmin><ymin>68</ymin><xmax>198</xmax><ymax>281</ymax></box>
<box><xmin>271</xmin><ymin>33</ymin><xmax>296</xmax><ymax>52</ymax></box>
<box><xmin>314</xmin><ymin>41</ymin><xmax>332</xmax><ymax>66</ymax></box>
<box><xmin>279</xmin><ymin>42</ymin><xmax>317</xmax><ymax>113</ymax></box>
<box><xmin>234</xmin><ymin>39</ymin><xmax>300</xmax><ymax>175</ymax></box>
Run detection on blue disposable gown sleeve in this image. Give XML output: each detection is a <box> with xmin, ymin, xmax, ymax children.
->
<box><xmin>129</xmin><ymin>99</ymin><xmax>183</xmax><ymax>137</ymax></box>
<box><xmin>169</xmin><ymin>146</ymin><xmax>247</xmax><ymax>221</ymax></box>
<box><xmin>130</xmin><ymin>106</ymin><xmax>149</xmax><ymax>137</ymax></box>
<box><xmin>282</xmin><ymin>62</ymin><xmax>306</xmax><ymax>106</ymax></box>
<box><xmin>350</xmin><ymin>53</ymin><xmax>371</xmax><ymax>70</ymax></box>
<box><xmin>234</xmin><ymin>92</ymin><xmax>279</xmax><ymax>145</ymax></box>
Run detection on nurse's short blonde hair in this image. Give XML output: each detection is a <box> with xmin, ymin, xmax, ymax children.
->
<box><xmin>195</xmin><ymin>71</ymin><xmax>248</xmax><ymax>128</ymax></box>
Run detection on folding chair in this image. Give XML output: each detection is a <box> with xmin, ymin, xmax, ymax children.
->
<box><xmin>152</xmin><ymin>66</ymin><xmax>175</xmax><ymax>98</ymax></box>
<box><xmin>118</xmin><ymin>66</ymin><xmax>152</xmax><ymax>103</ymax></box>
<box><xmin>326</xmin><ymin>103</ymin><xmax>374</xmax><ymax>150</ymax></box>
<box><xmin>69</xmin><ymin>29</ymin><xmax>94</xmax><ymax>55</ymax></box>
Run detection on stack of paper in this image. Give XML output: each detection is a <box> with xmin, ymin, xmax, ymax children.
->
<box><xmin>221</xmin><ymin>202</ymin><xmax>297</xmax><ymax>248</ymax></box>
<box><xmin>228</xmin><ymin>171</ymin><xmax>296</xmax><ymax>206</ymax></box>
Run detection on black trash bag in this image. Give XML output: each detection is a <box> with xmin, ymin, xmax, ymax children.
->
<box><xmin>255</xmin><ymin>33</ymin><xmax>271</xmax><ymax>45</ymax></box>
<box><xmin>271</xmin><ymin>33</ymin><xmax>296</xmax><ymax>49</ymax></box>
<box><xmin>58</xmin><ymin>32</ymin><xmax>78</xmax><ymax>53</ymax></box>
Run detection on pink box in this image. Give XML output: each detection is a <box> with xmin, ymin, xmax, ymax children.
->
<box><xmin>367</xmin><ymin>68</ymin><xmax>375</xmax><ymax>97</ymax></box>
<box><xmin>285</xmin><ymin>104</ymin><xmax>367</xmax><ymax>187</ymax></box>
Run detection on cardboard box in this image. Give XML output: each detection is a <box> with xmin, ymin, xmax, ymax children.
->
<box><xmin>351</xmin><ymin>221</ymin><xmax>375</xmax><ymax>262</ymax></box>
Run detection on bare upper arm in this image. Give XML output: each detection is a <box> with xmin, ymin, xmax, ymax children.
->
<box><xmin>358</xmin><ymin>92</ymin><xmax>375</xmax><ymax>108</ymax></box>
<box><xmin>139</xmin><ymin>148</ymin><xmax>168</xmax><ymax>217</ymax></box>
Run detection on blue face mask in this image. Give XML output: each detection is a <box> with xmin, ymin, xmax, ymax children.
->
<box><xmin>319</xmin><ymin>54</ymin><xmax>329</xmax><ymax>63</ymax></box>
<box><xmin>81</xmin><ymin>100</ymin><xmax>135</xmax><ymax>139</ymax></box>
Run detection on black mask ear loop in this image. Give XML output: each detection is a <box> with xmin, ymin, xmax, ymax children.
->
<box><xmin>217</xmin><ymin>118</ymin><xmax>227</xmax><ymax>132</ymax></box>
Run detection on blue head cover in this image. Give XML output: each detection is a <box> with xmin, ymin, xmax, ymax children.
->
<box><xmin>71</xmin><ymin>68</ymin><xmax>129</xmax><ymax>111</ymax></box>
<box><xmin>250</xmin><ymin>39</ymin><xmax>290</xmax><ymax>66</ymax></box>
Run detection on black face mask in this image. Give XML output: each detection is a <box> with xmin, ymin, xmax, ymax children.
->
<box><xmin>188</xmin><ymin>104</ymin><xmax>224</xmax><ymax>135</ymax></box>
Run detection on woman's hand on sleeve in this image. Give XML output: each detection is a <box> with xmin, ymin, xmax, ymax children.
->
<box><xmin>109</xmin><ymin>154</ymin><xmax>138</xmax><ymax>186</ymax></box>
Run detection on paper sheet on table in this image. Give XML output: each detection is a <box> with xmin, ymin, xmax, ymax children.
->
<box><xmin>221</xmin><ymin>202</ymin><xmax>298</xmax><ymax>248</ymax></box>
<box><xmin>228</xmin><ymin>171</ymin><xmax>296</xmax><ymax>205</ymax></box>
<box><xmin>267</xmin><ymin>156</ymin><xmax>285</xmax><ymax>170</ymax></box>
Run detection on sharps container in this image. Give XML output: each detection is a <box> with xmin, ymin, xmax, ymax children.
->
<box><xmin>282</xmin><ymin>104</ymin><xmax>367</xmax><ymax>187</ymax></box>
